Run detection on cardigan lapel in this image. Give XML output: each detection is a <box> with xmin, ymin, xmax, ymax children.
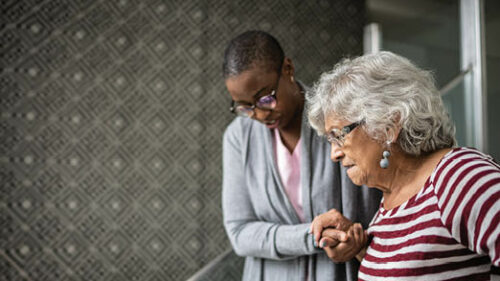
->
<box><xmin>262</xmin><ymin>123</ymin><xmax>302</xmax><ymax>224</ymax></box>
<box><xmin>299</xmin><ymin>110</ymin><xmax>314</xmax><ymax>223</ymax></box>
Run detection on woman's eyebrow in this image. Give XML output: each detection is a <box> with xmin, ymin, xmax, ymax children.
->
<box><xmin>252</xmin><ymin>86</ymin><xmax>268</xmax><ymax>98</ymax></box>
<box><xmin>234</xmin><ymin>84</ymin><xmax>271</xmax><ymax>103</ymax></box>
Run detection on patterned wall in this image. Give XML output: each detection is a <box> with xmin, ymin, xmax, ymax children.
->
<box><xmin>0</xmin><ymin>0</ymin><xmax>365</xmax><ymax>280</ymax></box>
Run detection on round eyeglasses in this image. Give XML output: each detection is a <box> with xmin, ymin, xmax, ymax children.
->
<box><xmin>326</xmin><ymin>121</ymin><xmax>362</xmax><ymax>147</ymax></box>
<box><xmin>230</xmin><ymin>91</ymin><xmax>277</xmax><ymax>117</ymax></box>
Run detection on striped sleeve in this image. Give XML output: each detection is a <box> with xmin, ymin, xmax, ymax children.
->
<box><xmin>433</xmin><ymin>148</ymin><xmax>500</xmax><ymax>267</ymax></box>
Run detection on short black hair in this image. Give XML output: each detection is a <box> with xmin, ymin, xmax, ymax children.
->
<box><xmin>222</xmin><ymin>30</ymin><xmax>284</xmax><ymax>79</ymax></box>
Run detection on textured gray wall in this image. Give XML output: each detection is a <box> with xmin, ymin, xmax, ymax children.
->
<box><xmin>0</xmin><ymin>0</ymin><xmax>365</xmax><ymax>280</ymax></box>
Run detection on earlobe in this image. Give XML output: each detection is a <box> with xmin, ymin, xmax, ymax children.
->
<box><xmin>384</xmin><ymin>119</ymin><xmax>401</xmax><ymax>144</ymax></box>
<box><xmin>389</xmin><ymin>125</ymin><xmax>401</xmax><ymax>143</ymax></box>
<box><xmin>388</xmin><ymin>114</ymin><xmax>402</xmax><ymax>143</ymax></box>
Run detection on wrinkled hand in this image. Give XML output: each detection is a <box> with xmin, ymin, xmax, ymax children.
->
<box><xmin>310</xmin><ymin>209</ymin><xmax>353</xmax><ymax>247</ymax></box>
<box><xmin>320</xmin><ymin>223</ymin><xmax>367</xmax><ymax>263</ymax></box>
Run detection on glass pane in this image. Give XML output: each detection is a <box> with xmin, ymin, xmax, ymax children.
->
<box><xmin>367</xmin><ymin>0</ymin><xmax>460</xmax><ymax>88</ymax></box>
<box><xmin>367</xmin><ymin>0</ymin><xmax>465</xmax><ymax>143</ymax></box>
<box><xmin>442</xmin><ymin>79</ymin><xmax>467</xmax><ymax>146</ymax></box>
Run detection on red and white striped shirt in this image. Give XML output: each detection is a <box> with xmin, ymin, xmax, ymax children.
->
<box><xmin>359</xmin><ymin>147</ymin><xmax>500</xmax><ymax>281</ymax></box>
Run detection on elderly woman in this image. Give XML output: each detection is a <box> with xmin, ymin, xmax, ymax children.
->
<box><xmin>306</xmin><ymin>51</ymin><xmax>500</xmax><ymax>280</ymax></box>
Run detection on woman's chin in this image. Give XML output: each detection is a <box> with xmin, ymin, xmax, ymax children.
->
<box><xmin>265</xmin><ymin>119</ymin><xmax>280</xmax><ymax>129</ymax></box>
<box><xmin>350</xmin><ymin>178</ymin><xmax>362</xmax><ymax>186</ymax></box>
<box><xmin>346</xmin><ymin>167</ymin><xmax>363</xmax><ymax>186</ymax></box>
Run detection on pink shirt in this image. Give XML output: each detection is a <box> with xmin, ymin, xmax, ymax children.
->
<box><xmin>273</xmin><ymin>129</ymin><xmax>305</xmax><ymax>223</ymax></box>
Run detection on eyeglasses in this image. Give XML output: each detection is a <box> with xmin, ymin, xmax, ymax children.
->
<box><xmin>326</xmin><ymin>121</ymin><xmax>362</xmax><ymax>147</ymax></box>
<box><xmin>229</xmin><ymin>74</ymin><xmax>280</xmax><ymax>118</ymax></box>
<box><xmin>230</xmin><ymin>90</ymin><xmax>277</xmax><ymax>117</ymax></box>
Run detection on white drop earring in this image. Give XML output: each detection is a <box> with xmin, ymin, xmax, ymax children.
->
<box><xmin>379</xmin><ymin>141</ymin><xmax>391</xmax><ymax>169</ymax></box>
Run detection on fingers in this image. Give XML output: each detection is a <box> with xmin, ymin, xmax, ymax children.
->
<box><xmin>310</xmin><ymin>209</ymin><xmax>347</xmax><ymax>245</ymax></box>
<box><xmin>353</xmin><ymin>223</ymin><xmax>361</xmax><ymax>245</ymax></box>
<box><xmin>310</xmin><ymin>209</ymin><xmax>337</xmax><ymax>245</ymax></box>
<box><xmin>310</xmin><ymin>209</ymin><xmax>356</xmax><ymax>248</ymax></box>
<box><xmin>322</xmin><ymin>237</ymin><xmax>351</xmax><ymax>262</ymax></box>
<box><xmin>362</xmin><ymin>229</ymin><xmax>368</xmax><ymax>246</ymax></box>
<box><xmin>310</xmin><ymin>219</ymin><xmax>324</xmax><ymax>246</ymax></box>
<box><xmin>321</xmin><ymin>228</ymin><xmax>348</xmax><ymax>243</ymax></box>
<box><xmin>323</xmin><ymin>244</ymin><xmax>336</xmax><ymax>260</ymax></box>
<box><xmin>353</xmin><ymin>223</ymin><xmax>367</xmax><ymax>246</ymax></box>
<box><xmin>347</xmin><ymin>227</ymin><xmax>355</xmax><ymax>244</ymax></box>
<box><xmin>321</xmin><ymin>223</ymin><xmax>368</xmax><ymax>263</ymax></box>
<box><xmin>319</xmin><ymin>236</ymin><xmax>340</xmax><ymax>248</ymax></box>
<box><xmin>326</xmin><ymin>209</ymin><xmax>353</xmax><ymax>232</ymax></box>
<box><xmin>356</xmin><ymin>224</ymin><xmax>366</xmax><ymax>246</ymax></box>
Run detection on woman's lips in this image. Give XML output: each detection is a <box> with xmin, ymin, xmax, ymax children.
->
<box><xmin>343</xmin><ymin>163</ymin><xmax>355</xmax><ymax>170</ymax></box>
<box><xmin>345</xmin><ymin>165</ymin><xmax>355</xmax><ymax>177</ymax></box>
<box><xmin>265</xmin><ymin>119</ymin><xmax>280</xmax><ymax>129</ymax></box>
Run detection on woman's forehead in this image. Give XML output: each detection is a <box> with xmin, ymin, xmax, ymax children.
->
<box><xmin>225</xmin><ymin>68</ymin><xmax>277</xmax><ymax>97</ymax></box>
<box><xmin>324</xmin><ymin>114</ymin><xmax>349</xmax><ymax>131</ymax></box>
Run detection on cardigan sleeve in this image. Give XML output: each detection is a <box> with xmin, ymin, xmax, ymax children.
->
<box><xmin>222</xmin><ymin>120</ymin><xmax>319</xmax><ymax>260</ymax></box>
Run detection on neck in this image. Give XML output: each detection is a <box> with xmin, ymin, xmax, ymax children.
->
<box><xmin>377</xmin><ymin>147</ymin><xmax>451</xmax><ymax>210</ymax></box>
<box><xmin>277</xmin><ymin>81</ymin><xmax>304</xmax><ymax>152</ymax></box>
<box><xmin>281</xmin><ymin>81</ymin><xmax>305</xmax><ymax>131</ymax></box>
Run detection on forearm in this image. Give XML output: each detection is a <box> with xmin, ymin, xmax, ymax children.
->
<box><xmin>225</xmin><ymin>220</ymin><xmax>319</xmax><ymax>260</ymax></box>
<box><xmin>275</xmin><ymin>223</ymin><xmax>320</xmax><ymax>257</ymax></box>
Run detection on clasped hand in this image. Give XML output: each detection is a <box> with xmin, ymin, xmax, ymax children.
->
<box><xmin>309</xmin><ymin>209</ymin><xmax>367</xmax><ymax>262</ymax></box>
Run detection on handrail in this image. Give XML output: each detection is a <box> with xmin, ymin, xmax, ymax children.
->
<box><xmin>186</xmin><ymin>248</ymin><xmax>234</xmax><ymax>281</ymax></box>
<box><xmin>439</xmin><ymin>65</ymin><xmax>472</xmax><ymax>96</ymax></box>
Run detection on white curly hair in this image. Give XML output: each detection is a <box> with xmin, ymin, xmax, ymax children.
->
<box><xmin>307</xmin><ymin>51</ymin><xmax>456</xmax><ymax>156</ymax></box>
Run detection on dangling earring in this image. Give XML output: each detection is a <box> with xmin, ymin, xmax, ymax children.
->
<box><xmin>379</xmin><ymin>142</ymin><xmax>391</xmax><ymax>169</ymax></box>
<box><xmin>291</xmin><ymin>76</ymin><xmax>295</xmax><ymax>83</ymax></box>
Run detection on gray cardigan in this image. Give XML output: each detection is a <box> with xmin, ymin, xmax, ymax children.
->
<box><xmin>222</xmin><ymin>111</ymin><xmax>381</xmax><ymax>281</ymax></box>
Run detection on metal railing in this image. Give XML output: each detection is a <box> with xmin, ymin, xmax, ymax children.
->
<box><xmin>186</xmin><ymin>249</ymin><xmax>244</xmax><ymax>281</ymax></box>
<box><xmin>439</xmin><ymin>65</ymin><xmax>472</xmax><ymax>96</ymax></box>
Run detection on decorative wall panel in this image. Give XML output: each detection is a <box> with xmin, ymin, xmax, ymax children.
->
<box><xmin>0</xmin><ymin>0</ymin><xmax>365</xmax><ymax>280</ymax></box>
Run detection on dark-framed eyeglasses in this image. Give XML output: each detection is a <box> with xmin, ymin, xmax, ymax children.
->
<box><xmin>229</xmin><ymin>73</ymin><xmax>281</xmax><ymax>118</ymax></box>
<box><xmin>230</xmin><ymin>91</ymin><xmax>277</xmax><ymax>117</ymax></box>
<box><xmin>326</xmin><ymin>121</ymin><xmax>362</xmax><ymax>147</ymax></box>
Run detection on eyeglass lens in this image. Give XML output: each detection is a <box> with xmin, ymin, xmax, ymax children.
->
<box><xmin>255</xmin><ymin>93</ymin><xmax>276</xmax><ymax>109</ymax></box>
<box><xmin>327</xmin><ymin>121</ymin><xmax>361</xmax><ymax>146</ymax></box>
<box><xmin>234</xmin><ymin>92</ymin><xmax>276</xmax><ymax>117</ymax></box>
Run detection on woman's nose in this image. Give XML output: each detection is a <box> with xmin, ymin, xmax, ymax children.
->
<box><xmin>330</xmin><ymin>143</ymin><xmax>344</xmax><ymax>162</ymax></box>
